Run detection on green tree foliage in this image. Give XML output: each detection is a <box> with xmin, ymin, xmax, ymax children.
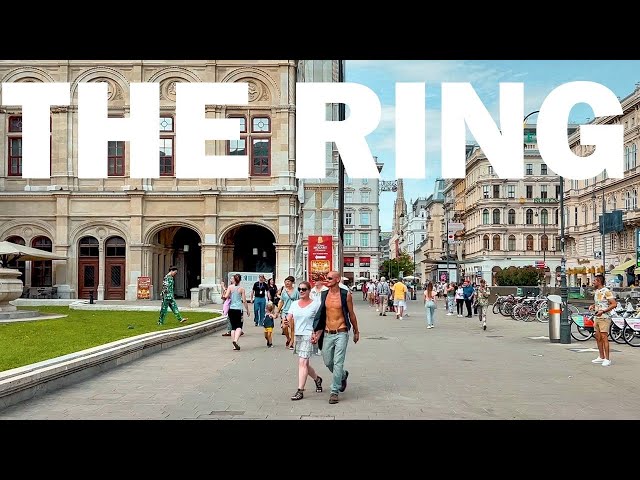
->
<box><xmin>495</xmin><ymin>266</ymin><xmax>544</xmax><ymax>286</ymax></box>
<box><xmin>379</xmin><ymin>252</ymin><xmax>414</xmax><ymax>279</ymax></box>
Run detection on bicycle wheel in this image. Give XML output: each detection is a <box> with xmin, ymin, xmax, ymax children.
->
<box><xmin>609</xmin><ymin>321</ymin><xmax>627</xmax><ymax>345</ymax></box>
<box><xmin>492</xmin><ymin>302</ymin><xmax>501</xmax><ymax>315</ymax></box>
<box><xmin>536</xmin><ymin>301</ymin><xmax>549</xmax><ymax>323</ymax></box>
<box><xmin>566</xmin><ymin>303</ymin><xmax>580</xmax><ymax>315</ymax></box>
<box><xmin>571</xmin><ymin>320</ymin><xmax>593</xmax><ymax>341</ymax></box>
<box><xmin>623</xmin><ymin>325</ymin><xmax>640</xmax><ymax>347</ymax></box>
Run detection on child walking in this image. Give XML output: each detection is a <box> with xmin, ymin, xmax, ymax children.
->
<box><xmin>264</xmin><ymin>302</ymin><xmax>277</xmax><ymax>348</ymax></box>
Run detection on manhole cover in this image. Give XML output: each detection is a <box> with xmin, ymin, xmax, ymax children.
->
<box><xmin>209</xmin><ymin>411</ymin><xmax>245</xmax><ymax>416</ymax></box>
<box><xmin>365</xmin><ymin>336</ymin><xmax>389</xmax><ymax>340</ymax></box>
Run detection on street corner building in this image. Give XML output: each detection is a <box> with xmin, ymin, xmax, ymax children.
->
<box><xmin>0</xmin><ymin>60</ymin><xmax>343</xmax><ymax>301</ymax></box>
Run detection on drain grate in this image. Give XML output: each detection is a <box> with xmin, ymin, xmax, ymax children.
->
<box><xmin>209</xmin><ymin>410</ymin><xmax>245</xmax><ymax>416</ymax></box>
<box><xmin>365</xmin><ymin>336</ymin><xmax>389</xmax><ymax>340</ymax></box>
<box><xmin>486</xmin><ymin>335</ymin><xmax>503</xmax><ymax>338</ymax></box>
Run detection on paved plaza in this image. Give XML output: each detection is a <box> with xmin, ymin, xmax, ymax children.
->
<box><xmin>1</xmin><ymin>296</ymin><xmax>639</xmax><ymax>420</ymax></box>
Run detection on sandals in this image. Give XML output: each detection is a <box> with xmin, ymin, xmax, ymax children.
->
<box><xmin>291</xmin><ymin>389</ymin><xmax>304</xmax><ymax>401</ymax></box>
<box><xmin>314</xmin><ymin>376</ymin><xmax>323</xmax><ymax>393</ymax></box>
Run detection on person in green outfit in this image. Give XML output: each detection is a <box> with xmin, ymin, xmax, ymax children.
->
<box><xmin>158</xmin><ymin>266</ymin><xmax>188</xmax><ymax>325</ymax></box>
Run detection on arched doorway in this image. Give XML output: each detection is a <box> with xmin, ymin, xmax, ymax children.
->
<box><xmin>105</xmin><ymin>236</ymin><xmax>126</xmax><ymax>300</ymax></box>
<box><xmin>5</xmin><ymin>235</ymin><xmax>26</xmax><ymax>284</ymax></box>
<box><xmin>222</xmin><ymin>224</ymin><xmax>276</xmax><ymax>281</ymax></box>
<box><xmin>31</xmin><ymin>236</ymin><xmax>52</xmax><ymax>287</ymax></box>
<box><xmin>151</xmin><ymin>226</ymin><xmax>202</xmax><ymax>299</ymax></box>
<box><xmin>78</xmin><ymin>236</ymin><xmax>99</xmax><ymax>299</ymax></box>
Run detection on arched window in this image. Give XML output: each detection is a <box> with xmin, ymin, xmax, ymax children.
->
<box><xmin>492</xmin><ymin>209</ymin><xmax>500</xmax><ymax>225</ymax></box>
<box><xmin>526</xmin><ymin>234</ymin><xmax>534</xmax><ymax>251</ymax></box>
<box><xmin>508</xmin><ymin>235</ymin><xmax>516</xmax><ymax>251</ymax></box>
<box><xmin>493</xmin><ymin>235</ymin><xmax>501</xmax><ymax>251</ymax></box>
<box><xmin>106</xmin><ymin>236</ymin><xmax>126</xmax><ymax>257</ymax></box>
<box><xmin>31</xmin><ymin>236</ymin><xmax>52</xmax><ymax>287</ymax></box>
<box><xmin>483</xmin><ymin>209</ymin><xmax>489</xmax><ymax>225</ymax></box>
<box><xmin>483</xmin><ymin>234</ymin><xmax>489</xmax><ymax>250</ymax></box>
<box><xmin>79</xmin><ymin>236</ymin><xmax>99</xmax><ymax>257</ymax></box>
<box><xmin>541</xmin><ymin>209</ymin><xmax>548</xmax><ymax>225</ymax></box>
<box><xmin>526</xmin><ymin>209</ymin><xmax>533</xmax><ymax>225</ymax></box>
<box><xmin>508</xmin><ymin>209</ymin><xmax>516</xmax><ymax>225</ymax></box>
<box><xmin>541</xmin><ymin>234</ymin><xmax>548</xmax><ymax>251</ymax></box>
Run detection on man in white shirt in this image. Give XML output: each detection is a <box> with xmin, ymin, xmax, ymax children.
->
<box><xmin>588</xmin><ymin>274</ymin><xmax>617</xmax><ymax>367</ymax></box>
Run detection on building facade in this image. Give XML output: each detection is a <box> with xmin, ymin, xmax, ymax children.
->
<box><xmin>564</xmin><ymin>83</ymin><xmax>640</xmax><ymax>287</ymax></box>
<box><xmin>298</xmin><ymin>60</ymin><xmax>341</xmax><ymax>282</ymax></box>
<box><xmin>445</xmin><ymin>134</ymin><xmax>570</xmax><ymax>286</ymax></box>
<box><xmin>418</xmin><ymin>179</ymin><xmax>446</xmax><ymax>283</ymax></box>
<box><xmin>399</xmin><ymin>197</ymin><xmax>429</xmax><ymax>282</ymax></box>
<box><xmin>0</xmin><ymin>60</ymin><xmax>303</xmax><ymax>300</ymax></box>
<box><xmin>342</xmin><ymin>158</ymin><xmax>383</xmax><ymax>283</ymax></box>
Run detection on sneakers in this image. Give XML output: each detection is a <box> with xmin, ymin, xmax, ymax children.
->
<box><xmin>179</xmin><ymin>317</ymin><xmax>188</xmax><ymax>323</ymax></box>
<box><xmin>329</xmin><ymin>393</ymin><xmax>339</xmax><ymax>404</ymax></box>
<box><xmin>591</xmin><ymin>357</ymin><xmax>604</xmax><ymax>363</ymax></box>
<box><xmin>602</xmin><ymin>359</ymin><xmax>612</xmax><ymax>367</ymax></box>
<box><xmin>340</xmin><ymin>370</ymin><xmax>349</xmax><ymax>392</ymax></box>
<box><xmin>446</xmin><ymin>313</ymin><xmax>453</xmax><ymax>316</ymax></box>
<box><xmin>232</xmin><ymin>341</ymin><xmax>240</xmax><ymax>351</ymax></box>
<box><xmin>427</xmin><ymin>325</ymin><xmax>434</xmax><ymax>329</ymax></box>
<box><xmin>482</xmin><ymin>321</ymin><xmax>487</xmax><ymax>331</ymax></box>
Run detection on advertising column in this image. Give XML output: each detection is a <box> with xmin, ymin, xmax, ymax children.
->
<box><xmin>308</xmin><ymin>235</ymin><xmax>333</xmax><ymax>284</ymax></box>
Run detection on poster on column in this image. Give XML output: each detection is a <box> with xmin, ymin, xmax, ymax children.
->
<box><xmin>137</xmin><ymin>276</ymin><xmax>151</xmax><ymax>299</ymax></box>
<box><xmin>308</xmin><ymin>235</ymin><xmax>333</xmax><ymax>284</ymax></box>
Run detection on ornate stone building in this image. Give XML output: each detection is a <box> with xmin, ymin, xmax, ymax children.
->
<box><xmin>0</xmin><ymin>60</ymin><xmax>301</xmax><ymax>300</ymax></box>
<box><xmin>564</xmin><ymin>83</ymin><xmax>640</xmax><ymax>286</ymax></box>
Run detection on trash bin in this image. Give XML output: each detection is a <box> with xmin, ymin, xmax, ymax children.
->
<box><xmin>546</xmin><ymin>294</ymin><xmax>562</xmax><ymax>343</ymax></box>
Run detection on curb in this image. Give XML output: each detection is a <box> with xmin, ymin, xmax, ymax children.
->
<box><xmin>0</xmin><ymin>315</ymin><xmax>228</xmax><ymax>411</ymax></box>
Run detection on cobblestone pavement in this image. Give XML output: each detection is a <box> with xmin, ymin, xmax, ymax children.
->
<box><xmin>2</xmin><ymin>297</ymin><xmax>639</xmax><ymax>419</ymax></box>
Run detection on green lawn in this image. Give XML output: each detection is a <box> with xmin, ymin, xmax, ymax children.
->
<box><xmin>0</xmin><ymin>306</ymin><xmax>219</xmax><ymax>373</ymax></box>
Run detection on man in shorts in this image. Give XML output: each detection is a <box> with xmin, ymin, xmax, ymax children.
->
<box><xmin>588</xmin><ymin>274</ymin><xmax>617</xmax><ymax>367</ymax></box>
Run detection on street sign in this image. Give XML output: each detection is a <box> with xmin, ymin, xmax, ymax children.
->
<box><xmin>594</xmin><ymin>250</ymin><xmax>602</xmax><ymax>260</ymax></box>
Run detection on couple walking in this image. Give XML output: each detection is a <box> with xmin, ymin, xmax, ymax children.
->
<box><xmin>285</xmin><ymin>271</ymin><xmax>360</xmax><ymax>404</ymax></box>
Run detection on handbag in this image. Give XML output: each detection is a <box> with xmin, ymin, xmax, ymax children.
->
<box><xmin>223</xmin><ymin>297</ymin><xmax>231</xmax><ymax>315</ymax></box>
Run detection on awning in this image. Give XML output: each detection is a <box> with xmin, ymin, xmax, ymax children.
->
<box><xmin>610</xmin><ymin>259</ymin><xmax>638</xmax><ymax>275</ymax></box>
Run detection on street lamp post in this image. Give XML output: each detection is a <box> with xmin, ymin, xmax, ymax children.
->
<box><xmin>535</xmin><ymin>211</ymin><xmax>547</xmax><ymax>293</ymax></box>
<box><xmin>592</xmin><ymin>186</ymin><xmax>606</xmax><ymax>274</ymax></box>
<box><xmin>525</xmin><ymin>109</ymin><xmax>569</xmax><ymax>343</ymax></box>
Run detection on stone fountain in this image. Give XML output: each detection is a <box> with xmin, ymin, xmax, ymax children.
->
<box><xmin>0</xmin><ymin>267</ymin><xmax>40</xmax><ymax>320</ymax></box>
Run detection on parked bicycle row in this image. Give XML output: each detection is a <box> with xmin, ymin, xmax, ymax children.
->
<box><xmin>492</xmin><ymin>293</ymin><xmax>580</xmax><ymax>323</ymax></box>
<box><xmin>570</xmin><ymin>301</ymin><xmax>640</xmax><ymax>347</ymax></box>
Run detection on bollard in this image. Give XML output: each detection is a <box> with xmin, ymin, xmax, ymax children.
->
<box><xmin>546</xmin><ymin>294</ymin><xmax>562</xmax><ymax>343</ymax></box>
<box><xmin>89</xmin><ymin>290</ymin><xmax>94</xmax><ymax>304</ymax></box>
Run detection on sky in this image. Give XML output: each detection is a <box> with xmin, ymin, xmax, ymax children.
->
<box><xmin>345</xmin><ymin>60</ymin><xmax>640</xmax><ymax>231</ymax></box>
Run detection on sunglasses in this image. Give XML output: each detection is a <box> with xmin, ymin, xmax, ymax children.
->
<box><xmin>298</xmin><ymin>287</ymin><xmax>308</xmax><ymax>292</ymax></box>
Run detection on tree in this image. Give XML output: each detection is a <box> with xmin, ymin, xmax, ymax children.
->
<box><xmin>379</xmin><ymin>252</ymin><xmax>414</xmax><ymax>279</ymax></box>
<box><xmin>495</xmin><ymin>266</ymin><xmax>543</xmax><ymax>286</ymax></box>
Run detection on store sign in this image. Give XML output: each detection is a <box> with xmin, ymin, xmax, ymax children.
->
<box><xmin>533</xmin><ymin>198</ymin><xmax>558</xmax><ymax>203</ymax></box>
<box><xmin>636</xmin><ymin>229</ymin><xmax>640</xmax><ymax>268</ymax></box>
<box><xmin>447</xmin><ymin>222</ymin><xmax>464</xmax><ymax>244</ymax></box>
<box><xmin>308</xmin><ymin>235</ymin><xmax>333</xmax><ymax>284</ymax></box>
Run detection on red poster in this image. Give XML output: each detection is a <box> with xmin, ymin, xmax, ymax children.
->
<box><xmin>137</xmin><ymin>276</ymin><xmax>151</xmax><ymax>300</ymax></box>
<box><xmin>308</xmin><ymin>235</ymin><xmax>333</xmax><ymax>284</ymax></box>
